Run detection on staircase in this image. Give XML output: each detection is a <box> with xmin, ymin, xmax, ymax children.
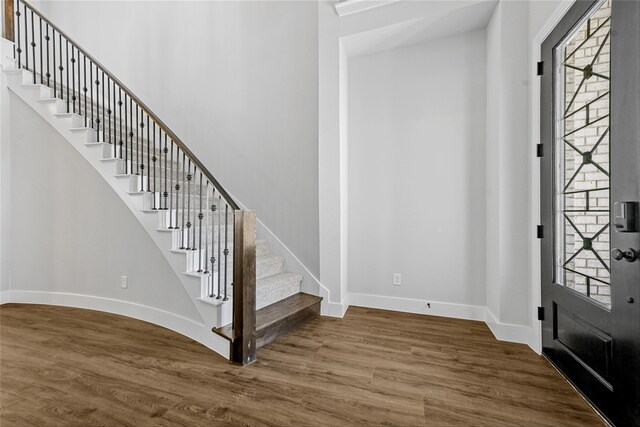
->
<box><xmin>2</xmin><ymin>0</ymin><xmax>321</xmax><ymax>364</ymax></box>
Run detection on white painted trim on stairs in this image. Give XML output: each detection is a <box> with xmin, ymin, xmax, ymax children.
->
<box><xmin>1</xmin><ymin>290</ymin><xmax>229</xmax><ymax>358</ymax></box>
<box><xmin>335</xmin><ymin>0</ymin><xmax>400</xmax><ymax>17</ymax></box>
<box><xmin>348</xmin><ymin>292</ymin><xmax>486</xmax><ymax>322</ymax></box>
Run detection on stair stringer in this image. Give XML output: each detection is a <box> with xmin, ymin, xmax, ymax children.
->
<box><xmin>4</xmin><ymin>68</ymin><xmax>232</xmax><ymax>354</ymax></box>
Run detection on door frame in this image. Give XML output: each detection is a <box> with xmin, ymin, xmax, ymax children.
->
<box><xmin>530</xmin><ymin>0</ymin><xmax>576</xmax><ymax>355</ymax></box>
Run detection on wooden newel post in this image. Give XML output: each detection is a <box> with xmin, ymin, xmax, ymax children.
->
<box><xmin>3</xmin><ymin>0</ymin><xmax>14</xmax><ymax>42</ymax></box>
<box><xmin>231</xmin><ymin>210</ymin><xmax>256</xmax><ymax>365</ymax></box>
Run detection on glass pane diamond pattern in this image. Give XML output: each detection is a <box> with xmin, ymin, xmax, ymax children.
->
<box><xmin>554</xmin><ymin>0</ymin><xmax>611</xmax><ymax>308</ymax></box>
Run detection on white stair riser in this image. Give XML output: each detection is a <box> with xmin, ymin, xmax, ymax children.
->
<box><xmin>21</xmin><ymin>83</ymin><xmax>53</xmax><ymax>99</ymax></box>
<box><xmin>5</xmin><ymin>69</ymin><xmax>31</xmax><ymax>85</ymax></box>
<box><xmin>40</xmin><ymin>98</ymin><xmax>69</xmax><ymax>114</ymax></box>
<box><xmin>102</xmin><ymin>143</ymin><xmax>123</xmax><ymax>159</ymax></box>
<box><xmin>176</xmin><ymin>245</ymin><xmax>233</xmax><ymax>273</ymax></box>
<box><xmin>69</xmin><ymin>128</ymin><xmax>95</xmax><ymax>143</ymax></box>
<box><xmin>127</xmin><ymin>174</ymin><xmax>148</xmax><ymax>192</ymax></box>
<box><xmin>54</xmin><ymin>114</ymin><xmax>83</xmax><ymax>127</ymax></box>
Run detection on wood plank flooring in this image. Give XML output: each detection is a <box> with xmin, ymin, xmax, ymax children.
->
<box><xmin>0</xmin><ymin>303</ymin><xmax>604</xmax><ymax>427</ymax></box>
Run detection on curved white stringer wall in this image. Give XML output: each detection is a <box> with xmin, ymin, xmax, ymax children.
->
<box><xmin>1</xmin><ymin>71</ymin><xmax>230</xmax><ymax>357</ymax></box>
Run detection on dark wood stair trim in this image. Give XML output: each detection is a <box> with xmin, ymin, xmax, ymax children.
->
<box><xmin>212</xmin><ymin>323</ymin><xmax>234</xmax><ymax>343</ymax></box>
<box><xmin>213</xmin><ymin>292</ymin><xmax>322</xmax><ymax>352</ymax></box>
<box><xmin>256</xmin><ymin>292</ymin><xmax>322</xmax><ymax>349</ymax></box>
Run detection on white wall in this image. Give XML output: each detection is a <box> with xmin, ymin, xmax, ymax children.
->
<box><xmin>7</xmin><ymin>92</ymin><xmax>201</xmax><ymax>323</ymax></box>
<box><xmin>0</xmin><ymin>38</ymin><xmax>12</xmax><ymax>299</ymax></box>
<box><xmin>318</xmin><ymin>0</ymin><xmax>349</xmax><ymax>313</ymax></box>
<box><xmin>485</xmin><ymin>0</ymin><xmax>532</xmax><ymax>333</ymax></box>
<box><xmin>35</xmin><ymin>0</ymin><xmax>321</xmax><ymax>277</ymax></box>
<box><xmin>348</xmin><ymin>29</ymin><xmax>487</xmax><ymax>310</ymax></box>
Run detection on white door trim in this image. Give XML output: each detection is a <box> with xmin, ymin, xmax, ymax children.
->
<box><xmin>529</xmin><ymin>0</ymin><xmax>576</xmax><ymax>354</ymax></box>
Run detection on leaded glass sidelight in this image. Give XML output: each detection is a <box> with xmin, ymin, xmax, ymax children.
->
<box><xmin>554</xmin><ymin>0</ymin><xmax>611</xmax><ymax>308</ymax></box>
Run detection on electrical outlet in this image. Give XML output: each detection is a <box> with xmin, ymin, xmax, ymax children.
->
<box><xmin>393</xmin><ymin>273</ymin><xmax>401</xmax><ymax>286</ymax></box>
<box><xmin>121</xmin><ymin>275</ymin><xmax>128</xmax><ymax>289</ymax></box>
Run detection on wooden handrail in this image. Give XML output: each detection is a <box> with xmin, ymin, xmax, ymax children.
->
<box><xmin>3</xmin><ymin>0</ymin><xmax>14</xmax><ymax>41</ymax></box>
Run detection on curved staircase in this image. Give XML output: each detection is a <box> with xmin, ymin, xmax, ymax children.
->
<box><xmin>2</xmin><ymin>0</ymin><xmax>321</xmax><ymax>364</ymax></box>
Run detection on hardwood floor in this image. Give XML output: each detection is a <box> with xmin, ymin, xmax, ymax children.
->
<box><xmin>0</xmin><ymin>304</ymin><xmax>604</xmax><ymax>427</ymax></box>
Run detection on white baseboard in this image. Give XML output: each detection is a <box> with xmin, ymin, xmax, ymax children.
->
<box><xmin>348</xmin><ymin>292</ymin><xmax>486</xmax><ymax>321</ymax></box>
<box><xmin>484</xmin><ymin>307</ymin><xmax>534</xmax><ymax>348</ymax></box>
<box><xmin>1</xmin><ymin>290</ymin><xmax>230</xmax><ymax>358</ymax></box>
<box><xmin>348</xmin><ymin>292</ymin><xmax>535</xmax><ymax>350</ymax></box>
<box><xmin>2</xmin><ymin>290</ymin><xmax>536</xmax><ymax>352</ymax></box>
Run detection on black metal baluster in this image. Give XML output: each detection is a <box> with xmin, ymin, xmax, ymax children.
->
<box><xmin>70</xmin><ymin>46</ymin><xmax>76</xmax><ymax>113</ymax></box>
<box><xmin>113</xmin><ymin>81</ymin><xmax>118</xmax><ymax>155</ymax></box>
<box><xmin>58</xmin><ymin>34</ymin><xmax>63</xmax><ymax>100</ymax></box>
<box><xmin>180</xmin><ymin>152</ymin><xmax>186</xmax><ymax>248</ymax></box>
<box><xmin>168</xmin><ymin>140</ymin><xmax>174</xmax><ymax>227</ymax></box>
<box><xmin>139</xmin><ymin>113</ymin><xmax>144</xmax><ymax>189</ymax></box>
<box><xmin>65</xmin><ymin>41</ymin><xmax>69</xmax><ymax>111</ymax></box>
<box><xmin>129</xmin><ymin>98</ymin><xmax>133</xmax><ymax>174</ymax></box>
<box><xmin>78</xmin><ymin>51</ymin><xmax>83</xmax><ymax>119</ymax></box>
<box><xmin>118</xmin><ymin>89</ymin><xmax>123</xmax><ymax>159</ymax></box>
<box><xmin>83</xmin><ymin>56</ymin><xmax>87</xmax><ymax>126</ymax></box>
<box><xmin>38</xmin><ymin>17</ymin><xmax>42</xmax><ymax>84</ymax></box>
<box><xmin>152</xmin><ymin>122</ymin><xmax>157</xmax><ymax>208</ymax></box>
<box><xmin>192</xmin><ymin>163</ymin><xmax>197</xmax><ymax>252</ymax></box>
<box><xmin>45</xmin><ymin>24</ymin><xmax>49</xmax><ymax>87</ymax></box>
<box><xmin>30</xmin><ymin>9</ymin><xmax>35</xmax><ymax>83</ymax></box>
<box><xmin>94</xmin><ymin>67</ymin><xmax>100</xmax><ymax>140</ymax></box>
<box><xmin>147</xmin><ymin>115</ymin><xmax>151</xmax><ymax>192</ymax></box>
<box><xmin>15</xmin><ymin>3</ymin><xmax>21</xmax><ymax>69</ymax></box>
<box><xmin>223</xmin><ymin>201</ymin><xmax>229</xmax><ymax>301</ymax></box>
<box><xmin>23</xmin><ymin>2</ymin><xmax>27</xmax><ymax>71</ymax></box>
<box><xmin>124</xmin><ymin>94</ymin><xmax>129</xmax><ymax>173</ymax></box>
<box><xmin>52</xmin><ymin>29</ymin><xmax>57</xmax><ymax>97</ymax></box>
<box><xmin>204</xmin><ymin>182</ymin><xmax>210</xmax><ymax>278</ymax></box>
<box><xmin>175</xmin><ymin>147</ymin><xmax>182</xmax><ymax>233</ymax></box>
<box><xmin>89</xmin><ymin>60</ymin><xmax>93</xmax><ymax>125</ymax></box>
<box><xmin>164</xmin><ymin>135</ymin><xmax>169</xmax><ymax>211</ymax></box>
<box><xmin>107</xmin><ymin>77</ymin><xmax>112</xmax><ymax>149</ymax></box>
<box><xmin>197</xmin><ymin>172</ymin><xmax>203</xmax><ymax>272</ymax></box>
<box><xmin>217</xmin><ymin>194</ymin><xmax>222</xmax><ymax>299</ymax></box>
<box><xmin>209</xmin><ymin>191</ymin><xmax>218</xmax><ymax>297</ymax></box>
<box><xmin>186</xmin><ymin>160</ymin><xmax>192</xmax><ymax>250</ymax></box>
<box><xmin>135</xmin><ymin>105</ymin><xmax>139</xmax><ymax>175</ymax></box>
<box><xmin>101</xmin><ymin>70</ymin><xmax>105</xmax><ymax>142</ymax></box>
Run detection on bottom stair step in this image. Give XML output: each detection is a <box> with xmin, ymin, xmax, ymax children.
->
<box><xmin>255</xmin><ymin>292</ymin><xmax>322</xmax><ymax>349</ymax></box>
<box><xmin>212</xmin><ymin>292</ymin><xmax>322</xmax><ymax>351</ymax></box>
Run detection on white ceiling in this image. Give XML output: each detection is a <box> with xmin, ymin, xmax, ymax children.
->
<box><xmin>341</xmin><ymin>0</ymin><xmax>498</xmax><ymax>58</ymax></box>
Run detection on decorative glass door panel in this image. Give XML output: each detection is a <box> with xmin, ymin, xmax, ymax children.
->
<box><xmin>555</xmin><ymin>0</ymin><xmax>611</xmax><ymax>308</ymax></box>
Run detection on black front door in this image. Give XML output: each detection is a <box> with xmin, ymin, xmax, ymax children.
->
<box><xmin>540</xmin><ymin>1</ymin><xmax>640</xmax><ymax>425</ymax></box>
